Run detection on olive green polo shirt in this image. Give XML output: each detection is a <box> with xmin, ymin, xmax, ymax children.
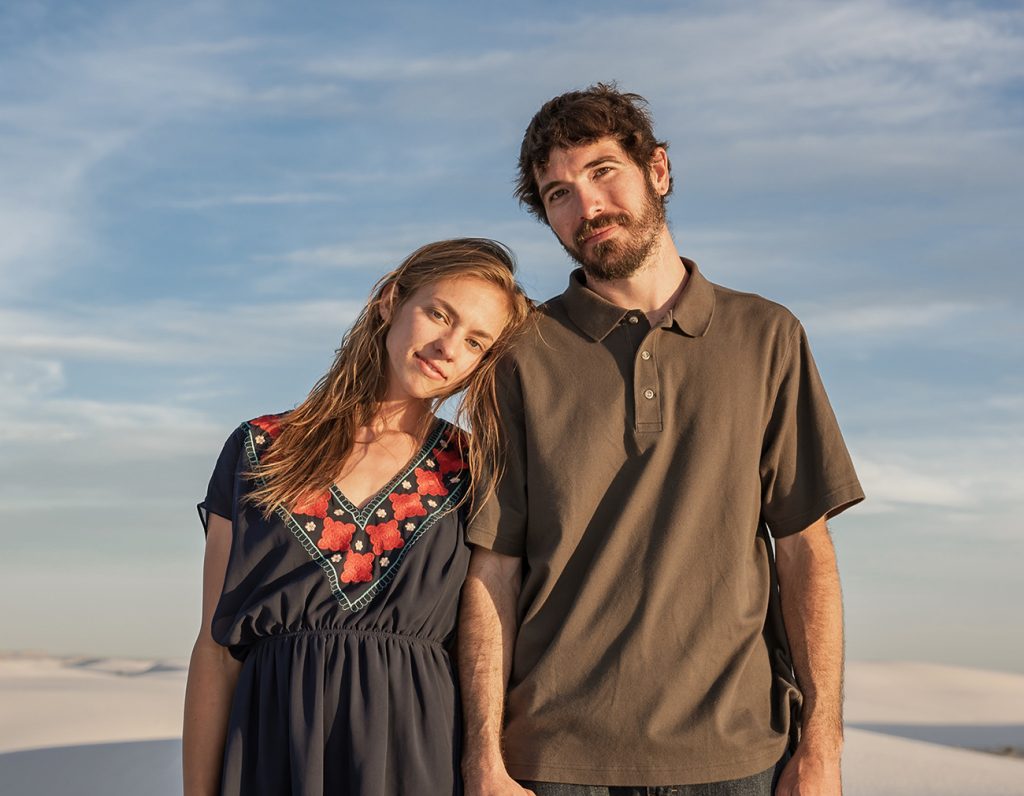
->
<box><xmin>468</xmin><ymin>258</ymin><xmax>864</xmax><ymax>786</ymax></box>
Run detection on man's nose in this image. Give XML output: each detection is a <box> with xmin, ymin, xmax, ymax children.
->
<box><xmin>575</xmin><ymin>184</ymin><xmax>603</xmax><ymax>220</ymax></box>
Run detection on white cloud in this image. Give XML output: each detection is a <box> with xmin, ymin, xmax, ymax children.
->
<box><xmin>849</xmin><ymin>426</ymin><xmax>1024</xmax><ymax>521</ymax></box>
<box><xmin>305</xmin><ymin>51</ymin><xmax>518</xmax><ymax>81</ymax></box>
<box><xmin>853</xmin><ymin>456</ymin><xmax>972</xmax><ymax>512</ymax></box>
<box><xmin>165</xmin><ymin>192</ymin><xmax>351</xmax><ymax>209</ymax></box>
<box><xmin>803</xmin><ymin>301</ymin><xmax>981</xmax><ymax>336</ymax></box>
<box><xmin>0</xmin><ymin>299</ymin><xmax>361</xmax><ymax>364</ymax></box>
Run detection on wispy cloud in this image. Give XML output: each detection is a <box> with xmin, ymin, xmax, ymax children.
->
<box><xmin>803</xmin><ymin>301</ymin><xmax>981</xmax><ymax>336</ymax></box>
<box><xmin>0</xmin><ymin>299</ymin><xmax>361</xmax><ymax>364</ymax></box>
<box><xmin>166</xmin><ymin>192</ymin><xmax>351</xmax><ymax>209</ymax></box>
<box><xmin>305</xmin><ymin>51</ymin><xmax>518</xmax><ymax>81</ymax></box>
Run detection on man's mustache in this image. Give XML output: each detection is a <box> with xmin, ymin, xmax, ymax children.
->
<box><xmin>575</xmin><ymin>213</ymin><xmax>632</xmax><ymax>247</ymax></box>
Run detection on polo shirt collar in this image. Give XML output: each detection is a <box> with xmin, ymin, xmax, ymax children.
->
<box><xmin>562</xmin><ymin>257</ymin><xmax>716</xmax><ymax>341</ymax></box>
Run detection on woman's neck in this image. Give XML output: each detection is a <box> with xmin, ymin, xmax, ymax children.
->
<box><xmin>360</xmin><ymin>398</ymin><xmax>433</xmax><ymax>442</ymax></box>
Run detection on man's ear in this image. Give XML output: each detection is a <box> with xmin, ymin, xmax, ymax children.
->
<box><xmin>380</xmin><ymin>283</ymin><xmax>398</xmax><ymax>323</ymax></box>
<box><xmin>649</xmin><ymin>147</ymin><xmax>671</xmax><ymax>196</ymax></box>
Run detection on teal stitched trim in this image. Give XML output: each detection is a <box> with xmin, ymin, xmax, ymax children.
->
<box><xmin>242</xmin><ymin>424</ymin><xmax>343</xmax><ymax>595</ymax></box>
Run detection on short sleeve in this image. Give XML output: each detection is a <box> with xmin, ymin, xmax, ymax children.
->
<box><xmin>760</xmin><ymin>324</ymin><xmax>864</xmax><ymax>537</ymax></box>
<box><xmin>466</xmin><ymin>360</ymin><xmax>528</xmax><ymax>556</ymax></box>
<box><xmin>197</xmin><ymin>425</ymin><xmax>246</xmax><ymax>535</ymax></box>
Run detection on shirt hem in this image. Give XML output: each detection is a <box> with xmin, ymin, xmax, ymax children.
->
<box><xmin>506</xmin><ymin>739</ymin><xmax>786</xmax><ymax>786</ymax></box>
<box><xmin>768</xmin><ymin>481</ymin><xmax>865</xmax><ymax>537</ymax></box>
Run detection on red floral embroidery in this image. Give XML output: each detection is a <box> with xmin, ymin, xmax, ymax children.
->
<box><xmin>434</xmin><ymin>447</ymin><xmax>465</xmax><ymax>475</ymax></box>
<box><xmin>250</xmin><ymin>414</ymin><xmax>282</xmax><ymax>437</ymax></box>
<box><xmin>414</xmin><ymin>468</ymin><xmax>448</xmax><ymax>497</ymax></box>
<box><xmin>293</xmin><ymin>492</ymin><xmax>330</xmax><ymax>518</ymax></box>
<box><xmin>317</xmin><ymin>517</ymin><xmax>356</xmax><ymax>552</ymax></box>
<box><xmin>389</xmin><ymin>492</ymin><xmax>426</xmax><ymax>520</ymax></box>
<box><xmin>366</xmin><ymin>519</ymin><xmax>406</xmax><ymax>556</ymax></box>
<box><xmin>340</xmin><ymin>551</ymin><xmax>375</xmax><ymax>583</ymax></box>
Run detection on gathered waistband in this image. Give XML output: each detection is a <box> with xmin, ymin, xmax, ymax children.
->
<box><xmin>249</xmin><ymin>626</ymin><xmax>447</xmax><ymax>650</ymax></box>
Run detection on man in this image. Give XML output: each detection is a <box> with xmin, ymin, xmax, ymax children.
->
<box><xmin>458</xmin><ymin>84</ymin><xmax>864</xmax><ymax>796</ymax></box>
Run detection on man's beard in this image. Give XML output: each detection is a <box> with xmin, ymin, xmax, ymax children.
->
<box><xmin>560</xmin><ymin>181</ymin><xmax>666</xmax><ymax>281</ymax></box>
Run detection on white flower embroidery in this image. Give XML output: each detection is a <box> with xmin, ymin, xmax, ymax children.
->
<box><xmin>354</xmin><ymin>540</ymin><xmax>364</xmax><ymax>551</ymax></box>
<box><xmin>426</xmin><ymin>459</ymin><xmax>435</xmax><ymax>467</ymax></box>
<box><xmin>427</xmin><ymin>499</ymin><xmax>437</xmax><ymax>508</ymax></box>
<box><xmin>402</xmin><ymin>480</ymin><xmax>412</xmax><ymax>489</ymax></box>
<box><xmin>376</xmin><ymin>509</ymin><xmax>386</xmax><ymax>518</ymax></box>
<box><xmin>255</xmin><ymin>434</ymin><xmax>266</xmax><ymax>444</ymax></box>
<box><xmin>305</xmin><ymin>521</ymin><xmax>316</xmax><ymax>532</ymax></box>
<box><xmin>334</xmin><ymin>509</ymin><xmax>344</xmax><ymax>516</ymax></box>
<box><xmin>451</xmin><ymin>477</ymin><xmax>461</xmax><ymax>483</ymax></box>
<box><xmin>405</xmin><ymin>522</ymin><xmax>415</xmax><ymax>531</ymax></box>
<box><xmin>331</xmin><ymin>554</ymin><xmax>342</xmax><ymax>563</ymax></box>
<box><xmin>380</xmin><ymin>557</ymin><xmax>390</xmax><ymax>567</ymax></box>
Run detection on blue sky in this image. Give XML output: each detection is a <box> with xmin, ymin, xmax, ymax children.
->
<box><xmin>1</xmin><ymin>0</ymin><xmax>1021</xmax><ymax>671</ymax></box>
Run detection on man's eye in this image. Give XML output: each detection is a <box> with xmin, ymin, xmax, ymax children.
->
<box><xmin>430</xmin><ymin>309</ymin><xmax>447</xmax><ymax>321</ymax></box>
<box><xmin>547</xmin><ymin>188</ymin><xmax>567</xmax><ymax>203</ymax></box>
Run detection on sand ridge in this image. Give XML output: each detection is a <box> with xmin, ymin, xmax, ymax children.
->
<box><xmin>1</xmin><ymin>654</ymin><xmax>1022</xmax><ymax>795</ymax></box>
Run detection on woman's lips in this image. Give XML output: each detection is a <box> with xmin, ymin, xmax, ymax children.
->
<box><xmin>415</xmin><ymin>353</ymin><xmax>446</xmax><ymax>380</ymax></box>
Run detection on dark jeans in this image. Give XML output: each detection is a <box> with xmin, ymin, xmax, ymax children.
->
<box><xmin>520</xmin><ymin>757</ymin><xmax>784</xmax><ymax>796</ymax></box>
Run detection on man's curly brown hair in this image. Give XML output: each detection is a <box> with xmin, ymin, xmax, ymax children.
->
<box><xmin>515</xmin><ymin>82</ymin><xmax>673</xmax><ymax>224</ymax></box>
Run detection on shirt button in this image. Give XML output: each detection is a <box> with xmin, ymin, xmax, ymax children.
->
<box><xmin>628</xmin><ymin>315</ymin><xmax>639</xmax><ymax>324</ymax></box>
<box><xmin>643</xmin><ymin>389</ymin><xmax>655</xmax><ymax>400</ymax></box>
<box><xmin>640</xmin><ymin>350</ymin><xmax>651</xmax><ymax>360</ymax></box>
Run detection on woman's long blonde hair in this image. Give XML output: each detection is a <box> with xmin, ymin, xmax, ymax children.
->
<box><xmin>248</xmin><ymin>238</ymin><xmax>532</xmax><ymax>516</ymax></box>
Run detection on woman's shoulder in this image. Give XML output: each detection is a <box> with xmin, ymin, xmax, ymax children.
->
<box><xmin>242</xmin><ymin>411</ymin><xmax>289</xmax><ymax>440</ymax></box>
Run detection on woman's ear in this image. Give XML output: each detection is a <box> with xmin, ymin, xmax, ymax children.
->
<box><xmin>380</xmin><ymin>283</ymin><xmax>399</xmax><ymax>323</ymax></box>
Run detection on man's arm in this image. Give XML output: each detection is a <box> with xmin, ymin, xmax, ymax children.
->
<box><xmin>458</xmin><ymin>546</ymin><xmax>534</xmax><ymax>796</ymax></box>
<box><xmin>773</xmin><ymin>515</ymin><xmax>844</xmax><ymax>796</ymax></box>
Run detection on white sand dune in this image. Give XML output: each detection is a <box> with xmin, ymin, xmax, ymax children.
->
<box><xmin>1</xmin><ymin>654</ymin><xmax>1022</xmax><ymax>795</ymax></box>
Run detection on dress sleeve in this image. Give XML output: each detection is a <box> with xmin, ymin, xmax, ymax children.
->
<box><xmin>466</xmin><ymin>360</ymin><xmax>528</xmax><ymax>556</ymax></box>
<box><xmin>197</xmin><ymin>424</ymin><xmax>246</xmax><ymax>535</ymax></box>
<box><xmin>760</xmin><ymin>323</ymin><xmax>864</xmax><ymax>537</ymax></box>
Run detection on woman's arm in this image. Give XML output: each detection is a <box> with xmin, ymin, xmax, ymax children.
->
<box><xmin>182</xmin><ymin>513</ymin><xmax>242</xmax><ymax>796</ymax></box>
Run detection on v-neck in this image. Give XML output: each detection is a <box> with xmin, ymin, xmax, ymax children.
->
<box><xmin>329</xmin><ymin>419</ymin><xmax>446</xmax><ymax>522</ymax></box>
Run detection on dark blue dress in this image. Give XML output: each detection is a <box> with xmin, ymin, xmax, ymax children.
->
<box><xmin>199</xmin><ymin>414</ymin><xmax>470</xmax><ymax>795</ymax></box>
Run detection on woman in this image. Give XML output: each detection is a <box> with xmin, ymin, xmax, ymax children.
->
<box><xmin>183</xmin><ymin>238</ymin><xmax>531</xmax><ymax>795</ymax></box>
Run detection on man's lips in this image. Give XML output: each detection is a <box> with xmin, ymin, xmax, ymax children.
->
<box><xmin>580</xmin><ymin>224</ymin><xmax>619</xmax><ymax>246</ymax></box>
<box><xmin>576</xmin><ymin>215</ymin><xmax>629</xmax><ymax>247</ymax></box>
<box><xmin>415</xmin><ymin>353</ymin><xmax>446</xmax><ymax>380</ymax></box>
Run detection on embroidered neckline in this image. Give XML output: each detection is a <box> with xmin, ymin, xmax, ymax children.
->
<box><xmin>242</xmin><ymin>414</ymin><xmax>468</xmax><ymax>612</ymax></box>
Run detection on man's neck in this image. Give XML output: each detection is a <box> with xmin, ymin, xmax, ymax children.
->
<box><xmin>583</xmin><ymin>227</ymin><xmax>687</xmax><ymax>324</ymax></box>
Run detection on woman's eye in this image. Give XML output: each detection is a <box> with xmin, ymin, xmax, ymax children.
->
<box><xmin>467</xmin><ymin>339</ymin><xmax>483</xmax><ymax>351</ymax></box>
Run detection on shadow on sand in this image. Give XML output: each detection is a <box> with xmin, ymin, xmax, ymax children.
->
<box><xmin>0</xmin><ymin>738</ymin><xmax>182</xmax><ymax>796</ymax></box>
<box><xmin>847</xmin><ymin>723</ymin><xmax>1024</xmax><ymax>757</ymax></box>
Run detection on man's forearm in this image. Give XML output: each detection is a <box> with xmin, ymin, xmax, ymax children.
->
<box><xmin>775</xmin><ymin>517</ymin><xmax>845</xmax><ymax>755</ymax></box>
<box><xmin>457</xmin><ymin>547</ymin><xmax>523</xmax><ymax>784</ymax></box>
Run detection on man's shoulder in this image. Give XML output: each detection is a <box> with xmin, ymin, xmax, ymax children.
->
<box><xmin>516</xmin><ymin>293</ymin><xmax>577</xmax><ymax>343</ymax></box>
<box><xmin>708</xmin><ymin>280</ymin><xmax>802</xmax><ymax>337</ymax></box>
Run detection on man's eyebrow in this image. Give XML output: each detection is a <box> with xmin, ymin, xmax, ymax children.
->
<box><xmin>538</xmin><ymin>155</ymin><xmax>624</xmax><ymax>201</ymax></box>
<box><xmin>436</xmin><ymin>298</ymin><xmax>496</xmax><ymax>342</ymax></box>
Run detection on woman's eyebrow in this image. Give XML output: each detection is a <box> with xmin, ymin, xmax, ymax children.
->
<box><xmin>436</xmin><ymin>298</ymin><xmax>496</xmax><ymax>342</ymax></box>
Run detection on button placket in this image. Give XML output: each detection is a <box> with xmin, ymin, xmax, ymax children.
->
<box><xmin>634</xmin><ymin>326</ymin><xmax>662</xmax><ymax>432</ymax></box>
